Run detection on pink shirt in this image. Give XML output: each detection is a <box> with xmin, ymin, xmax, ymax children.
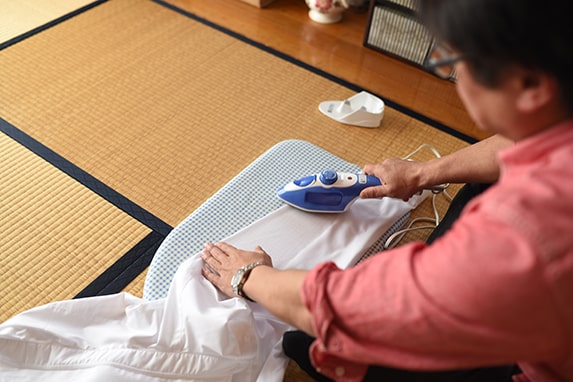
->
<box><xmin>302</xmin><ymin>121</ymin><xmax>573</xmax><ymax>382</ymax></box>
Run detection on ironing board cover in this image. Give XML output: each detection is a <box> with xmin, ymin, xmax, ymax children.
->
<box><xmin>144</xmin><ymin>139</ymin><xmax>409</xmax><ymax>300</ymax></box>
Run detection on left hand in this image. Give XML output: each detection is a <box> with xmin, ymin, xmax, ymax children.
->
<box><xmin>200</xmin><ymin>242</ymin><xmax>273</xmax><ymax>298</ymax></box>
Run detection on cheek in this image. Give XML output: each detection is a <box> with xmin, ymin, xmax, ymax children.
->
<box><xmin>454</xmin><ymin>66</ymin><xmax>474</xmax><ymax>111</ymax></box>
<box><xmin>454</xmin><ymin>66</ymin><xmax>498</xmax><ymax>131</ymax></box>
<box><xmin>455</xmin><ymin>74</ymin><xmax>485</xmax><ymax>125</ymax></box>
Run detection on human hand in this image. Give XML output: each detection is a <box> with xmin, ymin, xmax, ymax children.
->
<box><xmin>200</xmin><ymin>242</ymin><xmax>273</xmax><ymax>298</ymax></box>
<box><xmin>360</xmin><ymin>158</ymin><xmax>425</xmax><ymax>201</ymax></box>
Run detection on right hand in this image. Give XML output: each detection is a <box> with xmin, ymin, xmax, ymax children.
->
<box><xmin>201</xmin><ymin>242</ymin><xmax>272</xmax><ymax>298</ymax></box>
<box><xmin>361</xmin><ymin>158</ymin><xmax>426</xmax><ymax>201</ymax></box>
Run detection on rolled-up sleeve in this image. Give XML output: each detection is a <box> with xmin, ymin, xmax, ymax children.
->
<box><xmin>303</xmin><ymin>261</ymin><xmax>372</xmax><ymax>381</ymax></box>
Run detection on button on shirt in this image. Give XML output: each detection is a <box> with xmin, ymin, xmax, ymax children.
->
<box><xmin>302</xmin><ymin>121</ymin><xmax>573</xmax><ymax>382</ymax></box>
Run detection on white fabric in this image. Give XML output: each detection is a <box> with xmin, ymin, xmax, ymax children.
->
<box><xmin>0</xmin><ymin>196</ymin><xmax>419</xmax><ymax>381</ymax></box>
<box><xmin>144</xmin><ymin>139</ymin><xmax>370</xmax><ymax>301</ymax></box>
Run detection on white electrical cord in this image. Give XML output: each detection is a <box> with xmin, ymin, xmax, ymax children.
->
<box><xmin>383</xmin><ymin>144</ymin><xmax>453</xmax><ymax>249</ymax></box>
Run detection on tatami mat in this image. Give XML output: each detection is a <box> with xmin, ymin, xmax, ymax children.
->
<box><xmin>0</xmin><ymin>0</ymin><xmax>468</xmax><ymax>229</ymax></box>
<box><xmin>0</xmin><ymin>134</ymin><xmax>150</xmax><ymax>323</ymax></box>
<box><xmin>0</xmin><ymin>0</ymin><xmax>100</xmax><ymax>48</ymax></box>
<box><xmin>0</xmin><ymin>0</ymin><xmax>468</xmax><ymax>326</ymax></box>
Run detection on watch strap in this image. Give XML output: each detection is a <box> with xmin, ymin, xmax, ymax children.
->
<box><xmin>234</xmin><ymin>261</ymin><xmax>265</xmax><ymax>302</ymax></box>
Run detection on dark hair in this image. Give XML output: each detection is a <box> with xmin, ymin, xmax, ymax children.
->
<box><xmin>417</xmin><ymin>0</ymin><xmax>573</xmax><ymax>113</ymax></box>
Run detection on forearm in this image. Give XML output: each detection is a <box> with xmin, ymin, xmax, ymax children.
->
<box><xmin>419</xmin><ymin>134</ymin><xmax>512</xmax><ymax>187</ymax></box>
<box><xmin>361</xmin><ymin>135</ymin><xmax>512</xmax><ymax>200</ymax></box>
<box><xmin>243</xmin><ymin>266</ymin><xmax>315</xmax><ymax>335</ymax></box>
<box><xmin>200</xmin><ymin>242</ymin><xmax>315</xmax><ymax>334</ymax></box>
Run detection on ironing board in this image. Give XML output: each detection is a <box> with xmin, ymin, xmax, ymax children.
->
<box><xmin>143</xmin><ymin>139</ymin><xmax>410</xmax><ymax>300</ymax></box>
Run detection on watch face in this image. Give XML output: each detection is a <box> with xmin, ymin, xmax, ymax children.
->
<box><xmin>231</xmin><ymin>268</ymin><xmax>244</xmax><ymax>294</ymax></box>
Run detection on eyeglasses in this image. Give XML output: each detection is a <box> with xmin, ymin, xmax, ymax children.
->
<box><xmin>425</xmin><ymin>42</ymin><xmax>464</xmax><ymax>81</ymax></box>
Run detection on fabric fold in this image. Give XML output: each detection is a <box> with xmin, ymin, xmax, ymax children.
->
<box><xmin>0</xmin><ymin>197</ymin><xmax>416</xmax><ymax>381</ymax></box>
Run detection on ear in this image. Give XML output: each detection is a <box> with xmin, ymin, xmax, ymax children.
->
<box><xmin>515</xmin><ymin>70</ymin><xmax>558</xmax><ymax>113</ymax></box>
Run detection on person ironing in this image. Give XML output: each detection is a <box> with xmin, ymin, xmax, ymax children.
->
<box><xmin>202</xmin><ymin>0</ymin><xmax>573</xmax><ymax>380</ymax></box>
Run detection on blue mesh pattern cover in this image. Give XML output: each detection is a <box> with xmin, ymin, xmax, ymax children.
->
<box><xmin>144</xmin><ymin>140</ymin><xmax>408</xmax><ymax>300</ymax></box>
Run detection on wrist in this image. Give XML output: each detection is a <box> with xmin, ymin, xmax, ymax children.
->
<box><xmin>231</xmin><ymin>261</ymin><xmax>266</xmax><ymax>302</ymax></box>
<box><xmin>417</xmin><ymin>158</ymin><xmax>445</xmax><ymax>188</ymax></box>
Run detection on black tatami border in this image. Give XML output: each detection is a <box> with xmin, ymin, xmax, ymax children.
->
<box><xmin>2</xmin><ymin>0</ymin><xmax>476</xmax><ymax>300</ymax></box>
<box><xmin>0</xmin><ymin>120</ymin><xmax>172</xmax><ymax>298</ymax></box>
<box><xmin>74</xmin><ymin>231</ymin><xmax>166</xmax><ymax>299</ymax></box>
<box><xmin>0</xmin><ymin>120</ymin><xmax>172</xmax><ymax>236</ymax></box>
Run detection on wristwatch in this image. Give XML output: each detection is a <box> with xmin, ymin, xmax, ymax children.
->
<box><xmin>231</xmin><ymin>261</ymin><xmax>265</xmax><ymax>302</ymax></box>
